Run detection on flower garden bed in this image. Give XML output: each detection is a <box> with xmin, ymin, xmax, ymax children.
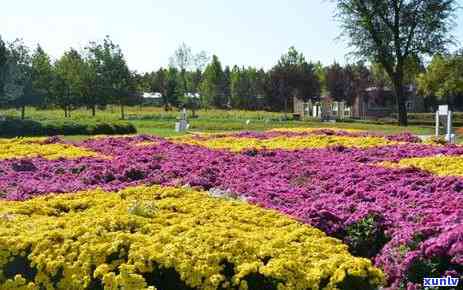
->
<box><xmin>0</xmin><ymin>185</ymin><xmax>382</xmax><ymax>290</ymax></box>
<box><xmin>1</xmin><ymin>128</ymin><xmax>463</xmax><ymax>289</ymax></box>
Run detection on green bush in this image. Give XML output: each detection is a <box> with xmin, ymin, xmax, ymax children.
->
<box><xmin>0</xmin><ymin>118</ymin><xmax>136</xmax><ymax>137</ymax></box>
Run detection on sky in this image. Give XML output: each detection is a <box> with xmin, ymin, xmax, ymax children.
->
<box><xmin>1</xmin><ymin>0</ymin><xmax>462</xmax><ymax>72</ymax></box>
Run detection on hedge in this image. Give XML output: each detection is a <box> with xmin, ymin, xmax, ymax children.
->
<box><xmin>0</xmin><ymin>185</ymin><xmax>385</xmax><ymax>290</ymax></box>
<box><xmin>0</xmin><ymin>118</ymin><xmax>136</xmax><ymax>137</ymax></box>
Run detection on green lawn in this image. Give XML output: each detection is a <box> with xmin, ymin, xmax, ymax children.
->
<box><xmin>0</xmin><ymin>106</ymin><xmax>444</xmax><ymax>141</ymax></box>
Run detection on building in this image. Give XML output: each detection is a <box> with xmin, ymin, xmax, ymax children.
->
<box><xmin>351</xmin><ymin>86</ymin><xmax>425</xmax><ymax>119</ymax></box>
<box><xmin>142</xmin><ymin>92</ymin><xmax>163</xmax><ymax>106</ymax></box>
<box><xmin>293</xmin><ymin>96</ymin><xmax>352</xmax><ymax>121</ymax></box>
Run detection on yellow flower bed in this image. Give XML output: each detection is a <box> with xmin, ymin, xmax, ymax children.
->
<box><xmin>0</xmin><ymin>137</ymin><xmax>48</xmax><ymax>145</ymax></box>
<box><xmin>0</xmin><ymin>138</ymin><xmax>100</xmax><ymax>160</ymax></box>
<box><xmin>269</xmin><ymin>127</ymin><xmax>365</xmax><ymax>133</ymax></box>
<box><xmin>133</xmin><ymin>141</ymin><xmax>161</xmax><ymax>147</ymax></box>
<box><xmin>175</xmin><ymin>135</ymin><xmax>396</xmax><ymax>151</ymax></box>
<box><xmin>0</xmin><ymin>186</ymin><xmax>384</xmax><ymax>290</ymax></box>
<box><xmin>380</xmin><ymin>155</ymin><xmax>463</xmax><ymax>177</ymax></box>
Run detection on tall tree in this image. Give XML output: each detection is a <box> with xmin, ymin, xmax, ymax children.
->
<box><xmin>326</xmin><ymin>61</ymin><xmax>372</xmax><ymax>105</ymax></box>
<box><xmin>169</xmin><ymin>43</ymin><xmax>193</xmax><ymax>95</ymax></box>
<box><xmin>0</xmin><ymin>36</ymin><xmax>7</xmax><ymax>101</ymax></box>
<box><xmin>31</xmin><ymin>45</ymin><xmax>53</xmax><ymax>107</ymax></box>
<box><xmin>269</xmin><ymin>47</ymin><xmax>320</xmax><ymax>112</ymax></box>
<box><xmin>222</xmin><ymin>66</ymin><xmax>231</xmax><ymax>107</ymax></box>
<box><xmin>194</xmin><ymin>51</ymin><xmax>210</xmax><ymax>71</ymax></box>
<box><xmin>326</xmin><ymin>62</ymin><xmax>347</xmax><ymax>101</ymax></box>
<box><xmin>200</xmin><ymin>55</ymin><xmax>225</xmax><ymax>108</ymax></box>
<box><xmin>151</xmin><ymin>68</ymin><xmax>169</xmax><ymax>110</ymax></box>
<box><xmin>3</xmin><ymin>39</ymin><xmax>34</xmax><ymax>119</ymax></box>
<box><xmin>334</xmin><ymin>0</ymin><xmax>458</xmax><ymax>126</ymax></box>
<box><xmin>52</xmin><ymin>48</ymin><xmax>85</xmax><ymax>117</ymax></box>
<box><xmin>86</xmin><ymin>36</ymin><xmax>135</xmax><ymax>119</ymax></box>
<box><xmin>166</xmin><ymin>67</ymin><xmax>181</xmax><ymax>108</ymax></box>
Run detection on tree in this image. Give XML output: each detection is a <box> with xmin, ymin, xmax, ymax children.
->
<box><xmin>166</xmin><ymin>67</ymin><xmax>181</xmax><ymax>108</ymax></box>
<box><xmin>417</xmin><ymin>52</ymin><xmax>463</xmax><ymax>109</ymax></box>
<box><xmin>169</xmin><ymin>43</ymin><xmax>193</xmax><ymax>95</ymax></box>
<box><xmin>0</xmin><ymin>36</ymin><xmax>7</xmax><ymax>100</ymax></box>
<box><xmin>150</xmin><ymin>68</ymin><xmax>169</xmax><ymax>110</ymax></box>
<box><xmin>200</xmin><ymin>55</ymin><xmax>225</xmax><ymax>108</ymax></box>
<box><xmin>169</xmin><ymin>43</ymin><xmax>210</xmax><ymax>99</ymax></box>
<box><xmin>52</xmin><ymin>48</ymin><xmax>85</xmax><ymax>117</ymax></box>
<box><xmin>314</xmin><ymin>62</ymin><xmax>327</xmax><ymax>95</ymax></box>
<box><xmin>85</xmin><ymin>36</ymin><xmax>136</xmax><ymax>119</ymax></box>
<box><xmin>326</xmin><ymin>62</ymin><xmax>347</xmax><ymax>101</ymax></box>
<box><xmin>3</xmin><ymin>39</ymin><xmax>34</xmax><ymax>119</ymax></box>
<box><xmin>269</xmin><ymin>47</ymin><xmax>320</xmax><ymax>112</ymax></box>
<box><xmin>31</xmin><ymin>45</ymin><xmax>53</xmax><ymax>107</ymax></box>
<box><xmin>334</xmin><ymin>0</ymin><xmax>458</xmax><ymax>126</ymax></box>
<box><xmin>326</xmin><ymin>61</ymin><xmax>372</xmax><ymax>105</ymax></box>
<box><xmin>222</xmin><ymin>66</ymin><xmax>231</xmax><ymax>107</ymax></box>
<box><xmin>194</xmin><ymin>51</ymin><xmax>210</xmax><ymax>71</ymax></box>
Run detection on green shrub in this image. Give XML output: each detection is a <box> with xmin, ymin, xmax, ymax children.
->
<box><xmin>0</xmin><ymin>118</ymin><xmax>136</xmax><ymax>137</ymax></box>
<box><xmin>345</xmin><ymin>215</ymin><xmax>390</xmax><ymax>258</ymax></box>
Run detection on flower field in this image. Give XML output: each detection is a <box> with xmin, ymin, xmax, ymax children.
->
<box><xmin>1</xmin><ymin>128</ymin><xmax>463</xmax><ymax>289</ymax></box>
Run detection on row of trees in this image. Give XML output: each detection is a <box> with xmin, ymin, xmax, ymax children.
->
<box><xmin>140</xmin><ymin>46</ymin><xmax>408</xmax><ymax>113</ymax></box>
<box><xmin>0</xmin><ymin>36</ymin><xmax>139</xmax><ymax>119</ymax></box>
<box><xmin>1</xmin><ymin>35</ymin><xmax>461</xmax><ymax>122</ymax></box>
<box><xmin>142</xmin><ymin>47</ymin><xmax>324</xmax><ymax>113</ymax></box>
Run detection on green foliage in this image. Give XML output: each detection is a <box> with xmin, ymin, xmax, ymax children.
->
<box><xmin>268</xmin><ymin>47</ymin><xmax>321</xmax><ymax>111</ymax></box>
<box><xmin>128</xmin><ymin>200</ymin><xmax>157</xmax><ymax>218</ymax></box>
<box><xmin>345</xmin><ymin>214</ymin><xmax>390</xmax><ymax>258</ymax></box>
<box><xmin>417</xmin><ymin>52</ymin><xmax>463</xmax><ymax>108</ymax></box>
<box><xmin>406</xmin><ymin>256</ymin><xmax>463</xmax><ymax>287</ymax></box>
<box><xmin>51</xmin><ymin>48</ymin><xmax>86</xmax><ymax>115</ymax></box>
<box><xmin>1</xmin><ymin>39</ymin><xmax>35</xmax><ymax>114</ymax></box>
<box><xmin>0</xmin><ymin>117</ymin><xmax>136</xmax><ymax>137</ymax></box>
<box><xmin>326</xmin><ymin>61</ymin><xmax>372</xmax><ymax>105</ymax></box>
<box><xmin>200</xmin><ymin>55</ymin><xmax>226</xmax><ymax>108</ymax></box>
<box><xmin>166</xmin><ymin>67</ymin><xmax>182</xmax><ymax>107</ymax></box>
<box><xmin>0</xmin><ymin>36</ymin><xmax>7</xmax><ymax>98</ymax></box>
<box><xmin>31</xmin><ymin>45</ymin><xmax>53</xmax><ymax>101</ymax></box>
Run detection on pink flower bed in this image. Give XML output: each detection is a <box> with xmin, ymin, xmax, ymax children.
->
<box><xmin>1</xmin><ymin>131</ymin><xmax>462</xmax><ymax>289</ymax></box>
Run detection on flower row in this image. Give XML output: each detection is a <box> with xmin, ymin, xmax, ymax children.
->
<box><xmin>0</xmin><ymin>185</ymin><xmax>384</xmax><ymax>290</ymax></box>
<box><xmin>173</xmin><ymin>134</ymin><xmax>398</xmax><ymax>151</ymax></box>
<box><xmin>0</xmin><ymin>137</ymin><xmax>100</xmax><ymax>160</ymax></box>
<box><xmin>380</xmin><ymin>155</ymin><xmax>463</xmax><ymax>177</ymax></box>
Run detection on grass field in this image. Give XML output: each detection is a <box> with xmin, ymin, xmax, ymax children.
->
<box><xmin>0</xmin><ymin>106</ymin><xmax>441</xmax><ymax>140</ymax></box>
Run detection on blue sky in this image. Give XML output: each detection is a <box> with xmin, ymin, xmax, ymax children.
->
<box><xmin>1</xmin><ymin>0</ymin><xmax>462</xmax><ymax>72</ymax></box>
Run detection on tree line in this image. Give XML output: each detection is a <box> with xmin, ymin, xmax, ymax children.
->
<box><xmin>0</xmin><ymin>36</ymin><xmax>139</xmax><ymax>119</ymax></box>
<box><xmin>0</xmin><ymin>38</ymin><xmax>461</xmax><ymax>120</ymax></box>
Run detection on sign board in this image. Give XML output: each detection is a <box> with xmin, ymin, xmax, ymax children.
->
<box><xmin>439</xmin><ymin>105</ymin><xmax>449</xmax><ymax>116</ymax></box>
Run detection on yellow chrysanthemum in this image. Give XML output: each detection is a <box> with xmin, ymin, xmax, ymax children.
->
<box><xmin>269</xmin><ymin>127</ymin><xmax>365</xmax><ymax>133</ymax></box>
<box><xmin>0</xmin><ymin>185</ymin><xmax>384</xmax><ymax>290</ymax></box>
<box><xmin>0</xmin><ymin>138</ymin><xmax>101</xmax><ymax>160</ymax></box>
<box><xmin>380</xmin><ymin>155</ymin><xmax>463</xmax><ymax>177</ymax></box>
<box><xmin>175</xmin><ymin>135</ymin><xmax>397</xmax><ymax>151</ymax></box>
